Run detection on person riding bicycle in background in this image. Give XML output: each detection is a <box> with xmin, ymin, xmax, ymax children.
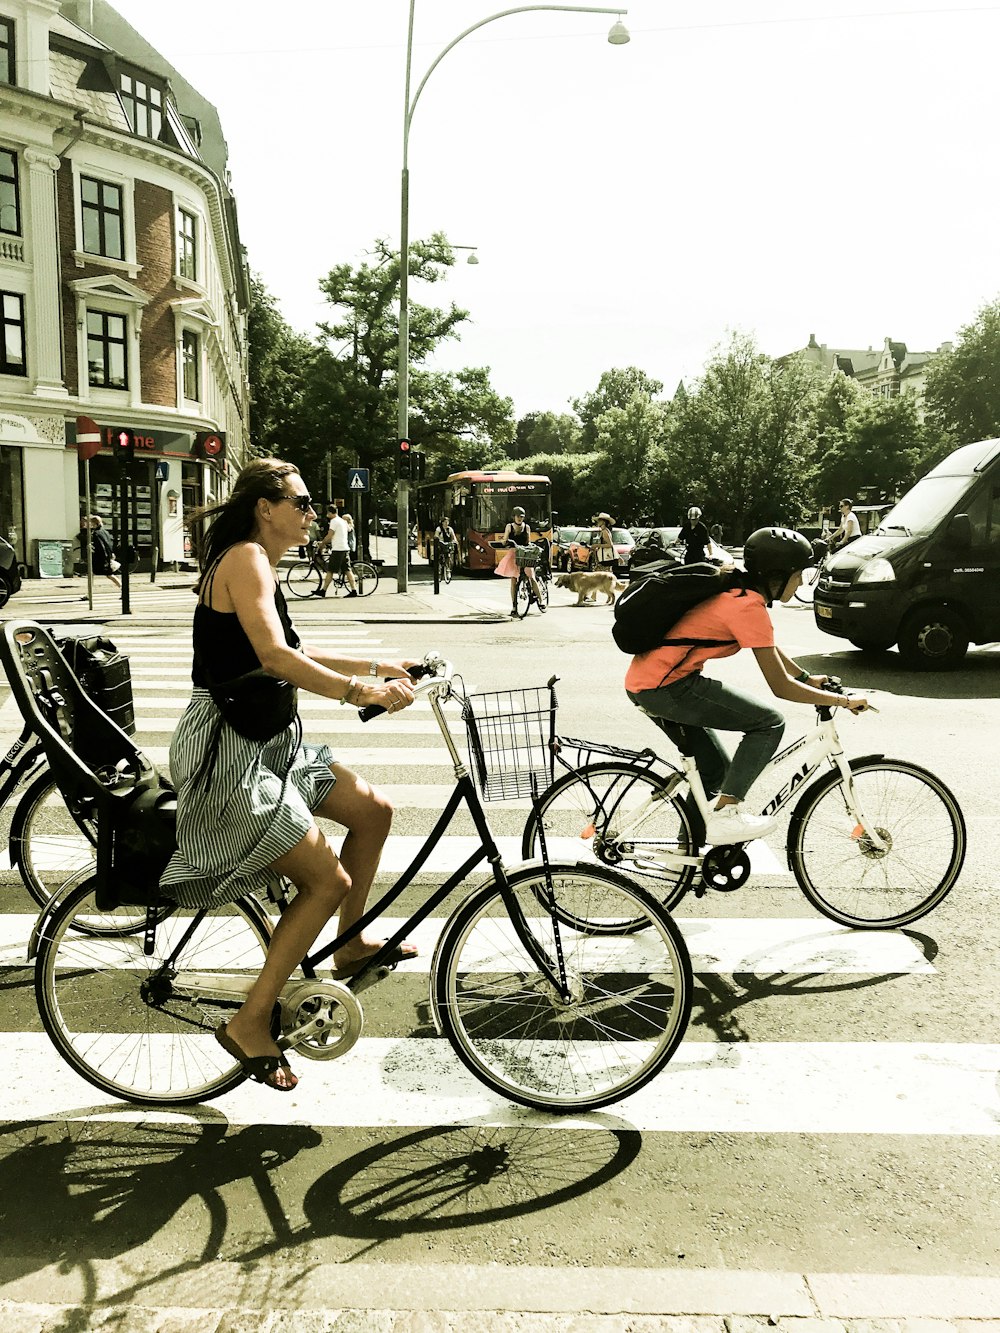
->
<box><xmin>311</xmin><ymin>504</ymin><xmax>357</xmax><ymax>599</ymax></box>
<box><xmin>679</xmin><ymin>505</ymin><xmax>711</xmax><ymax>566</ymax></box>
<box><xmin>828</xmin><ymin>498</ymin><xmax>862</xmax><ymax>551</ymax></box>
<box><xmin>162</xmin><ymin>459</ymin><xmax>420</xmax><ymax>1092</ymax></box>
<box><xmin>493</xmin><ymin>505</ymin><xmax>539</xmax><ymax>617</ymax></box>
<box><xmin>435</xmin><ymin>515</ymin><xmax>457</xmax><ymax>559</ymax></box>
<box><xmin>624</xmin><ymin>527</ymin><xmax>870</xmax><ymax>846</ymax></box>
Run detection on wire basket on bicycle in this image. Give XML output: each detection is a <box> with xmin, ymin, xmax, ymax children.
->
<box><xmin>462</xmin><ymin>679</ymin><xmax>557</xmax><ymax>800</ymax></box>
<box><xmin>513</xmin><ymin>544</ymin><xmax>541</xmax><ymax>569</ymax></box>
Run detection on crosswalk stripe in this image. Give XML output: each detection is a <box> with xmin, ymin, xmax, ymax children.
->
<box><xmin>0</xmin><ymin>915</ymin><xmax>933</xmax><ymax>976</ymax></box>
<box><xmin>2</xmin><ymin>1035</ymin><xmax>995</xmax><ymax>1134</ymax></box>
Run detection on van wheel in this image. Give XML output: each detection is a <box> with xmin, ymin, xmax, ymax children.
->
<box><xmin>897</xmin><ymin>607</ymin><xmax>969</xmax><ymax>670</ymax></box>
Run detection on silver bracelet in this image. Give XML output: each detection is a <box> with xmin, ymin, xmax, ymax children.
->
<box><xmin>369</xmin><ymin>660</ymin><xmax>379</xmax><ymax>678</ymax></box>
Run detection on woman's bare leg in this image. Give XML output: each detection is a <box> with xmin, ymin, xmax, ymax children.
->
<box><xmin>314</xmin><ymin>764</ymin><xmax>395</xmax><ymax>969</ymax></box>
<box><xmin>223</xmin><ymin>823</ymin><xmax>349</xmax><ymax>1088</ymax></box>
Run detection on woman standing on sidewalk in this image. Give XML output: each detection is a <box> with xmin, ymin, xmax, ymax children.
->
<box><xmin>161</xmin><ymin>458</ymin><xmax>421</xmax><ymax>1092</ymax></box>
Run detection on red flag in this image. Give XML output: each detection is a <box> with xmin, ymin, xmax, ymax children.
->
<box><xmin>76</xmin><ymin>415</ymin><xmax>102</xmax><ymax>462</ymax></box>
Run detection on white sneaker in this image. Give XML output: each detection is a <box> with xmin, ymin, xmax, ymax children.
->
<box><xmin>704</xmin><ymin>804</ymin><xmax>777</xmax><ymax>845</ymax></box>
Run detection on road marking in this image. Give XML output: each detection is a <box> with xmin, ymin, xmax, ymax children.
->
<box><xmin>1</xmin><ymin>1035</ymin><xmax>995</xmax><ymax>1133</ymax></box>
<box><xmin>0</xmin><ymin>915</ymin><xmax>932</xmax><ymax>975</ymax></box>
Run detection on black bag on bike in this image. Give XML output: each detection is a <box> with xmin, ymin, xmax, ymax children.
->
<box><xmin>57</xmin><ymin>635</ymin><xmax>136</xmax><ymax>736</ymax></box>
<box><xmin>207</xmin><ymin>669</ymin><xmax>298</xmax><ymax>743</ymax></box>
<box><xmin>612</xmin><ymin>563</ymin><xmax>743</xmax><ymax>655</ymax></box>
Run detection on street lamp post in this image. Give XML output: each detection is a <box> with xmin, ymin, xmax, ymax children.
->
<box><xmin>395</xmin><ymin>2</ymin><xmax>630</xmax><ymax>590</ymax></box>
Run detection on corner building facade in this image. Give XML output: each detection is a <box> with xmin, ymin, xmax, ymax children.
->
<box><xmin>0</xmin><ymin>0</ymin><xmax>249</xmax><ymax>574</ymax></box>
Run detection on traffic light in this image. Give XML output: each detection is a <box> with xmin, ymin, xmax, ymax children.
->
<box><xmin>114</xmin><ymin>427</ymin><xmax>135</xmax><ymax>464</ymax></box>
<box><xmin>412</xmin><ymin>450</ymin><xmax>426</xmax><ymax>482</ymax></box>
<box><xmin>397</xmin><ymin>438</ymin><xmax>412</xmax><ymax>479</ymax></box>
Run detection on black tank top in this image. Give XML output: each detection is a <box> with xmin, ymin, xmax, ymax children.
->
<box><xmin>509</xmin><ymin>522</ymin><xmax>529</xmax><ymax>546</ymax></box>
<box><xmin>192</xmin><ymin>551</ymin><xmax>300</xmax><ymax>687</ymax></box>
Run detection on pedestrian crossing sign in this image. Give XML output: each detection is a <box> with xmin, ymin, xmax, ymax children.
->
<box><xmin>348</xmin><ymin>467</ymin><xmax>370</xmax><ymax>492</ymax></box>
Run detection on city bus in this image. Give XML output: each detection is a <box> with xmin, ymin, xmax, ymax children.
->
<box><xmin>415</xmin><ymin>470</ymin><xmax>552</xmax><ymax>572</ymax></box>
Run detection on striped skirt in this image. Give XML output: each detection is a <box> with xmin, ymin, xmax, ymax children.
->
<box><xmin>159</xmin><ymin>689</ymin><xmax>337</xmax><ymax>908</ymax></box>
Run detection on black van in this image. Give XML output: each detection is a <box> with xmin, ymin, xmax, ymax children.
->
<box><xmin>813</xmin><ymin>437</ymin><xmax>1000</xmax><ymax>668</ymax></box>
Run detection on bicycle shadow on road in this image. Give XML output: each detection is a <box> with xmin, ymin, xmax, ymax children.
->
<box><xmin>798</xmin><ymin>647</ymin><xmax>1000</xmax><ymax>700</ymax></box>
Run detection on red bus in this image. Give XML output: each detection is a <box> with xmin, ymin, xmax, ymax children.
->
<box><xmin>415</xmin><ymin>470</ymin><xmax>552</xmax><ymax>572</ymax></box>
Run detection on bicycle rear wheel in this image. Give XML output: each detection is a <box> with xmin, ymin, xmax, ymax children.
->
<box><xmin>434</xmin><ymin>864</ymin><xmax>692</xmax><ymax>1113</ymax></box>
<box><xmin>286</xmin><ymin>560</ymin><xmax>321</xmax><ymax>599</ymax></box>
<box><xmin>522</xmin><ymin>762</ymin><xmax>697</xmax><ymax>925</ymax></box>
<box><xmin>534</xmin><ymin>575</ymin><xmax>548</xmax><ymax>613</ymax></box>
<box><xmin>352</xmin><ymin>561</ymin><xmax>379</xmax><ymax>596</ymax></box>
<box><xmin>789</xmin><ymin>758</ymin><xmax>966</xmax><ymax>927</ymax></box>
<box><xmin>35</xmin><ymin>876</ymin><xmax>274</xmax><ymax>1104</ymax></box>
<box><xmin>11</xmin><ymin>771</ymin><xmax>97</xmax><ymax>909</ymax></box>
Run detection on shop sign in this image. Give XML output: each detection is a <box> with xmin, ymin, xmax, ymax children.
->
<box><xmin>67</xmin><ymin>423</ymin><xmax>195</xmax><ymax>457</ymax></box>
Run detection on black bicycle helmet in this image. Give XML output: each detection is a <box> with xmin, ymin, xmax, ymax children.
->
<box><xmin>743</xmin><ymin>527</ymin><xmax>814</xmax><ymax>579</ymax></box>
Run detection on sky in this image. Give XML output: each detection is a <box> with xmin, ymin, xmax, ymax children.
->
<box><xmin>110</xmin><ymin>0</ymin><xmax>1000</xmax><ymax>420</ymax></box>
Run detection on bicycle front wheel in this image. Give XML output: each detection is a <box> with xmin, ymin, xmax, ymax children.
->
<box><xmin>286</xmin><ymin>560</ymin><xmax>321</xmax><ymax>599</ymax></box>
<box><xmin>352</xmin><ymin>561</ymin><xmax>379</xmax><ymax>596</ymax></box>
<box><xmin>793</xmin><ymin>567</ymin><xmax>819</xmax><ymax>604</ymax></box>
<box><xmin>789</xmin><ymin>758</ymin><xmax>966</xmax><ymax>928</ymax></box>
<box><xmin>435</xmin><ymin>865</ymin><xmax>692</xmax><ymax>1112</ymax></box>
<box><xmin>514</xmin><ymin>574</ymin><xmax>531</xmax><ymax>618</ymax></box>
<box><xmin>11</xmin><ymin>771</ymin><xmax>97</xmax><ymax>910</ymax></box>
<box><xmin>35</xmin><ymin>877</ymin><xmax>274</xmax><ymax>1105</ymax></box>
<box><xmin>522</xmin><ymin>762</ymin><xmax>697</xmax><ymax>925</ymax></box>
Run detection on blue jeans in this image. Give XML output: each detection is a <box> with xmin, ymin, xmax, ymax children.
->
<box><xmin>627</xmin><ymin>672</ymin><xmax>784</xmax><ymax>802</ymax></box>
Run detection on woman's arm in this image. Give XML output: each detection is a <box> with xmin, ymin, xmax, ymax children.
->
<box><xmin>775</xmin><ymin>645</ymin><xmax>828</xmax><ymax>687</ymax></box>
<box><xmin>221</xmin><ymin>545</ymin><xmax>415</xmax><ymax>710</ymax></box>
<box><xmin>754</xmin><ymin>646</ymin><xmax>868</xmax><ymax>713</ymax></box>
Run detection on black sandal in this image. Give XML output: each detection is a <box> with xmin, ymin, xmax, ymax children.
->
<box><xmin>215</xmin><ymin>1023</ymin><xmax>297</xmax><ymax>1092</ymax></box>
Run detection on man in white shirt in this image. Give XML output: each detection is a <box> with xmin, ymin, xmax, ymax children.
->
<box><xmin>829</xmin><ymin>498</ymin><xmax>862</xmax><ymax>551</ymax></box>
<box><xmin>312</xmin><ymin>505</ymin><xmax>358</xmax><ymax>598</ymax></box>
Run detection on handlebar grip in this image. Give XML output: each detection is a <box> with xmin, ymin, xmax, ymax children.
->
<box><xmin>358</xmin><ymin>662</ymin><xmax>436</xmax><ymax>723</ymax></box>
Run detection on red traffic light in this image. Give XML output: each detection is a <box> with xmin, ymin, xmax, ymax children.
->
<box><xmin>399</xmin><ymin>439</ymin><xmax>411</xmax><ymax>453</ymax></box>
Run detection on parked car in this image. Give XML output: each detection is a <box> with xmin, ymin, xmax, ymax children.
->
<box><xmin>550</xmin><ymin>525</ymin><xmax>582</xmax><ymax>572</ymax></box>
<box><xmin>566</xmin><ymin>526</ymin><xmax>635</xmax><ymax>570</ymax></box>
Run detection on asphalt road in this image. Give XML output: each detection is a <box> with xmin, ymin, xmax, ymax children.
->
<box><xmin>0</xmin><ymin>581</ymin><xmax>997</xmax><ymax>1322</ymax></box>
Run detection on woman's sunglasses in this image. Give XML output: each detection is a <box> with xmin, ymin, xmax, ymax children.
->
<box><xmin>280</xmin><ymin>494</ymin><xmax>314</xmax><ymax>513</ymax></box>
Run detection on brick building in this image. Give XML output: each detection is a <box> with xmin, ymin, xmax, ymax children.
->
<box><xmin>788</xmin><ymin>333</ymin><xmax>953</xmax><ymax>418</ymax></box>
<box><xmin>0</xmin><ymin>0</ymin><xmax>249</xmax><ymax>574</ymax></box>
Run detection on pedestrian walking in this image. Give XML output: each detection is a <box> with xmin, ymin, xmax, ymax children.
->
<box><xmin>625</xmin><ymin>526</ymin><xmax>870</xmax><ymax>846</ymax></box>
<box><xmin>592</xmin><ymin>512</ymin><xmax>618</xmax><ymax>573</ymax></box>
<box><xmin>87</xmin><ymin>514</ymin><xmax>121</xmax><ymax>589</ymax></box>
<box><xmin>679</xmin><ymin>506</ymin><xmax>711</xmax><ymax>566</ymax></box>
<box><xmin>160</xmin><ymin>458</ymin><xmax>421</xmax><ymax>1092</ymax></box>
<box><xmin>311</xmin><ymin>505</ymin><xmax>357</xmax><ymax>598</ymax></box>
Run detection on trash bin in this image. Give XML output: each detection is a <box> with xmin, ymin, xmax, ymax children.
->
<box><xmin>60</xmin><ymin>540</ymin><xmax>75</xmax><ymax>576</ymax></box>
<box><xmin>36</xmin><ymin>539</ymin><xmax>65</xmax><ymax>578</ymax></box>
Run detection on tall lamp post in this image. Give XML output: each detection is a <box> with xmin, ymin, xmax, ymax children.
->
<box><xmin>396</xmin><ymin>3</ymin><xmax>630</xmax><ymax>590</ymax></box>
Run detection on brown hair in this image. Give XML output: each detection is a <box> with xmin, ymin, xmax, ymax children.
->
<box><xmin>190</xmin><ymin>457</ymin><xmax>300</xmax><ymax>592</ymax></box>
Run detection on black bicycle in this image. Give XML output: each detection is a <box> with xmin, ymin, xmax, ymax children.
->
<box><xmin>3</xmin><ymin>626</ymin><xmax>692</xmax><ymax>1113</ymax></box>
<box><xmin>285</xmin><ymin>543</ymin><xmax>379</xmax><ymax>599</ymax></box>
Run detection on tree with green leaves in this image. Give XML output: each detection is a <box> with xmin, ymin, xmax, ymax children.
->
<box><xmin>246</xmin><ymin>273</ymin><xmax>312</xmax><ymax>463</ymax></box>
<box><xmin>573</xmin><ymin>367</ymin><xmax>665</xmax><ymax>449</ymax></box>
<box><xmin>924</xmin><ymin>297</ymin><xmax>1000</xmax><ymax>451</ymax></box>
<box><xmin>669</xmin><ymin>334</ymin><xmax>819</xmax><ymax>538</ymax></box>
<box><xmin>511</xmin><ymin>411</ymin><xmax>584</xmax><ymax>459</ymax></box>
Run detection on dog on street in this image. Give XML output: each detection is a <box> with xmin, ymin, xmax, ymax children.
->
<box><xmin>554</xmin><ymin>571</ymin><xmax>627</xmax><ymax>605</ymax></box>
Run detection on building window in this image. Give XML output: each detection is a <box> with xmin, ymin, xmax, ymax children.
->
<box><xmin>0</xmin><ymin>149</ymin><xmax>19</xmax><ymax>235</ymax></box>
<box><xmin>81</xmin><ymin>176</ymin><xmax>124</xmax><ymax>260</ymax></box>
<box><xmin>120</xmin><ymin>72</ymin><xmax>163</xmax><ymax>140</ymax></box>
<box><xmin>0</xmin><ymin>291</ymin><xmax>26</xmax><ymax>375</ymax></box>
<box><xmin>181</xmin><ymin>329</ymin><xmax>200</xmax><ymax>400</ymax></box>
<box><xmin>87</xmin><ymin>310</ymin><xmax>127</xmax><ymax>388</ymax></box>
<box><xmin>177</xmin><ymin>209</ymin><xmax>197</xmax><ymax>280</ymax></box>
<box><xmin>0</xmin><ymin>17</ymin><xmax>14</xmax><ymax>86</ymax></box>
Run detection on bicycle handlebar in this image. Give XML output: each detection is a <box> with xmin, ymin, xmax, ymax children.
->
<box><xmin>358</xmin><ymin>652</ymin><xmax>453</xmax><ymax>722</ymax></box>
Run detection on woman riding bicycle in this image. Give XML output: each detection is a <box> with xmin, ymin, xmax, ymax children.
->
<box><xmin>161</xmin><ymin>459</ymin><xmax>420</xmax><ymax>1092</ymax></box>
<box><xmin>493</xmin><ymin>505</ymin><xmax>539</xmax><ymax>616</ymax></box>
<box><xmin>625</xmin><ymin>527</ymin><xmax>870</xmax><ymax>846</ymax></box>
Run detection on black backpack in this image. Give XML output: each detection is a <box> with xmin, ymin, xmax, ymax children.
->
<box><xmin>612</xmin><ymin>562</ymin><xmax>743</xmax><ymax>655</ymax></box>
